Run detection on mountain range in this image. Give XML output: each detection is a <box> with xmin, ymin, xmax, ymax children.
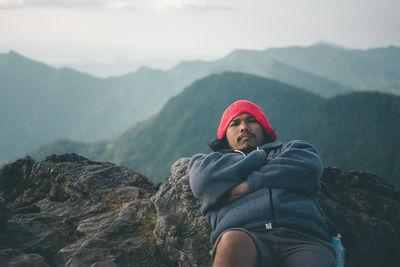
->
<box><xmin>1</xmin><ymin>43</ymin><xmax>399</xmax><ymax>168</ymax></box>
<box><xmin>0</xmin><ymin>52</ymin><xmax>184</xmax><ymax>164</ymax></box>
<box><xmin>30</xmin><ymin>72</ymin><xmax>400</xmax><ymax>187</ymax></box>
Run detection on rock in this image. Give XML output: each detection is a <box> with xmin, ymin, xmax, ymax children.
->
<box><xmin>317</xmin><ymin>168</ymin><xmax>400</xmax><ymax>267</ymax></box>
<box><xmin>0</xmin><ymin>248</ymin><xmax>50</xmax><ymax>267</ymax></box>
<box><xmin>154</xmin><ymin>158</ymin><xmax>212</xmax><ymax>267</ymax></box>
<box><xmin>0</xmin><ymin>154</ymin><xmax>399</xmax><ymax>267</ymax></box>
<box><xmin>0</xmin><ymin>154</ymin><xmax>158</xmax><ymax>266</ymax></box>
<box><xmin>0</xmin><ymin>196</ymin><xmax>6</xmax><ymax>224</ymax></box>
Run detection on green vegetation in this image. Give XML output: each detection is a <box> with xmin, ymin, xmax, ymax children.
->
<box><xmin>135</xmin><ymin>200</ymin><xmax>165</xmax><ymax>267</ymax></box>
<box><xmin>30</xmin><ymin>72</ymin><xmax>400</xmax><ymax>187</ymax></box>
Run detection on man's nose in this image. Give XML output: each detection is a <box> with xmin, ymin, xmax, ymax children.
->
<box><xmin>239</xmin><ymin>121</ymin><xmax>249</xmax><ymax>132</ymax></box>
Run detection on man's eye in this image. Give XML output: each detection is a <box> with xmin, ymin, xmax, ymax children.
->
<box><xmin>229</xmin><ymin>122</ymin><xmax>238</xmax><ymax>127</ymax></box>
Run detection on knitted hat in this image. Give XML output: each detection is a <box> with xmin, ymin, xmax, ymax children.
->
<box><xmin>217</xmin><ymin>100</ymin><xmax>277</xmax><ymax>141</ymax></box>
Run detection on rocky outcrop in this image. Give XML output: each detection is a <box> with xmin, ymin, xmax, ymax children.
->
<box><xmin>0</xmin><ymin>154</ymin><xmax>399</xmax><ymax>266</ymax></box>
<box><xmin>0</xmin><ymin>154</ymin><xmax>158</xmax><ymax>266</ymax></box>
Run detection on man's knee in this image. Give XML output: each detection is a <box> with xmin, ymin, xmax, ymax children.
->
<box><xmin>220</xmin><ymin>230</ymin><xmax>252</xmax><ymax>243</ymax></box>
<box><xmin>214</xmin><ymin>230</ymin><xmax>258</xmax><ymax>267</ymax></box>
<box><xmin>218</xmin><ymin>230</ymin><xmax>256</xmax><ymax>250</ymax></box>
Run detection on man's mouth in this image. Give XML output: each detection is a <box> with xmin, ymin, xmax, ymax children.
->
<box><xmin>237</xmin><ymin>133</ymin><xmax>255</xmax><ymax>142</ymax></box>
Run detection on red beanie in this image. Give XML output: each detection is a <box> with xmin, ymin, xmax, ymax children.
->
<box><xmin>217</xmin><ymin>100</ymin><xmax>277</xmax><ymax>141</ymax></box>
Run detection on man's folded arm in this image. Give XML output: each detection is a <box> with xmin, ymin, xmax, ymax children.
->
<box><xmin>188</xmin><ymin>150</ymin><xmax>267</xmax><ymax>213</ymax></box>
<box><xmin>247</xmin><ymin>140</ymin><xmax>323</xmax><ymax>194</ymax></box>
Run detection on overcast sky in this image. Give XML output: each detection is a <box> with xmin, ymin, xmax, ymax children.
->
<box><xmin>1</xmin><ymin>0</ymin><xmax>399</xmax><ymax>67</ymax></box>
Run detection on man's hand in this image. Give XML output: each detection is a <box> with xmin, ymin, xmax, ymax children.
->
<box><xmin>222</xmin><ymin>181</ymin><xmax>249</xmax><ymax>204</ymax></box>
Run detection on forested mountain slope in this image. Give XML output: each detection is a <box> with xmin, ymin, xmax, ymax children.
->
<box><xmin>30</xmin><ymin>72</ymin><xmax>400</xmax><ymax>186</ymax></box>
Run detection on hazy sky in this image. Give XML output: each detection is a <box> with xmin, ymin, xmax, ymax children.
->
<box><xmin>1</xmin><ymin>0</ymin><xmax>399</xmax><ymax>66</ymax></box>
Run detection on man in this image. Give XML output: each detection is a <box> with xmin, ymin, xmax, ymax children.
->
<box><xmin>188</xmin><ymin>100</ymin><xmax>336</xmax><ymax>267</ymax></box>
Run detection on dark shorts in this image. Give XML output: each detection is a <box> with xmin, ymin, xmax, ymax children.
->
<box><xmin>211</xmin><ymin>227</ymin><xmax>336</xmax><ymax>267</ymax></box>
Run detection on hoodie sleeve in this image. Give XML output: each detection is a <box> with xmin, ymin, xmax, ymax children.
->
<box><xmin>188</xmin><ymin>149</ymin><xmax>267</xmax><ymax>214</ymax></box>
<box><xmin>247</xmin><ymin>140</ymin><xmax>323</xmax><ymax>194</ymax></box>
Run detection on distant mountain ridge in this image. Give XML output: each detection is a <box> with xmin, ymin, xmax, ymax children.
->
<box><xmin>2</xmin><ymin>44</ymin><xmax>400</xmax><ymax>165</ymax></box>
<box><xmin>0</xmin><ymin>51</ymin><xmax>185</xmax><ymax>163</ymax></box>
<box><xmin>30</xmin><ymin>72</ymin><xmax>400</xmax><ymax>187</ymax></box>
<box><xmin>260</xmin><ymin>44</ymin><xmax>400</xmax><ymax>94</ymax></box>
<box><xmin>168</xmin><ymin>47</ymin><xmax>355</xmax><ymax>97</ymax></box>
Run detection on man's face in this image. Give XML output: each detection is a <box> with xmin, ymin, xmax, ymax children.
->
<box><xmin>225</xmin><ymin>113</ymin><xmax>265</xmax><ymax>150</ymax></box>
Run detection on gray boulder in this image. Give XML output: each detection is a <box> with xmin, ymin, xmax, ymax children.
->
<box><xmin>154</xmin><ymin>158</ymin><xmax>211</xmax><ymax>267</ymax></box>
<box><xmin>0</xmin><ymin>154</ymin><xmax>158</xmax><ymax>266</ymax></box>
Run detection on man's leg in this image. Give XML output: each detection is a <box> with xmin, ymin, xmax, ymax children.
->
<box><xmin>213</xmin><ymin>230</ymin><xmax>258</xmax><ymax>267</ymax></box>
<box><xmin>275</xmin><ymin>228</ymin><xmax>336</xmax><ymax>267</ymax></box>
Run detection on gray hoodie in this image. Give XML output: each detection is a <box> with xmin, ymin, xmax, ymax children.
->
<box><xmin>188</xmin><ymin>140</ymin><xmax>329</xmax><ymax>245</ymax></box>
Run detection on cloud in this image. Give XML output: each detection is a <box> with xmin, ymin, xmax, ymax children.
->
<box><xmin>0</xmin><ymin>0</ymin><xmax>23</xmax><ymax>8</ymax></box>
<box><xmin>0</xmin><ymin>0</ymin><xmax>144</xmax><ymax>11</ymax></box>
<box><xmin>0</xmin><ymin>0</ymin><xmax>233</xmax><ymax>11</ymax></box>
<box><xmin>151</xmin><ymin>0</ymin><xmax>233</xmax><ymax>11</ymax></box>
